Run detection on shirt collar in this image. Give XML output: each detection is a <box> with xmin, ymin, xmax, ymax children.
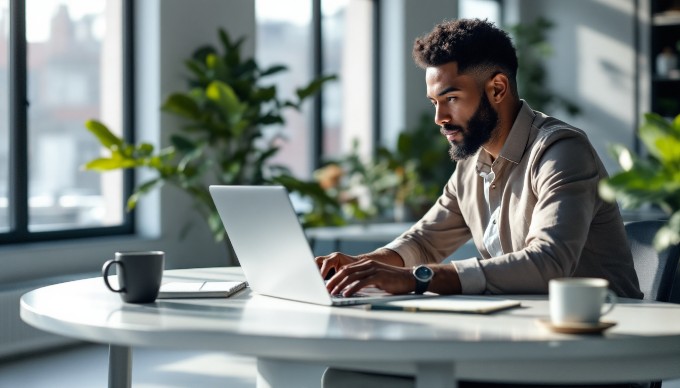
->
<box><xmin>475</xmin><ymin>100</ymin><xmax>536</xmax><ymax>173</ymax></box>
<box><xmin>500</xmin><ymin>100</ymin><xmax>536</xmax><ymax>164</ymax></box>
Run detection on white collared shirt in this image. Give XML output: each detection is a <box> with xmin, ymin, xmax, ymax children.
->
<box><xmin>479</xmin><ymin>170</ymin><xmax>504</xmax><ymax>257</ymax></box>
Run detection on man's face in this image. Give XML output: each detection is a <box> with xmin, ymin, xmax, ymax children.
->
<box><xmin>426</xmin><ymin>62</ymin><xmax>499</xmax><ymax>161</ymax></box>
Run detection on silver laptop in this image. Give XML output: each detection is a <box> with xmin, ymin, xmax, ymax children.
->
<box><xmin>209</xmin><ymin>185</ymin><xmax>428</xmax><ymax>306</ymax></box>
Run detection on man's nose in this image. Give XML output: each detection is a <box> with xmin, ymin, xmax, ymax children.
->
<box><xmin>434</xmin><ymin>106</ymin><xmax>450</xmax><ymax>127</ymax></box>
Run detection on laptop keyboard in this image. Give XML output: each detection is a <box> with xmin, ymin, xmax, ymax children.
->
<box><xmin>332</xmin><ymin>292</ymin><xmax>369</xmax><ymax>298</ymax></box>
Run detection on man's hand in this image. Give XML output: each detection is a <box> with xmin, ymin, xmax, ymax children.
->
<box><xmin>315</xmin><ymin>248</ymin><xmax>411</xmax><ymax>296</ymax></box>
<box><xmin>315</xmin><ymin>251</ymin><xmax>359</xmax><ymax>280</ymax></box>
<box><xmin>315</xmin><ymin>249</ymin><xmax>463</xmax><ymax>296</ymax></box>
<box><xmin>324</xmin><ymin>257</ymin><xmax>415</xmax><ymax>296</ymax></box>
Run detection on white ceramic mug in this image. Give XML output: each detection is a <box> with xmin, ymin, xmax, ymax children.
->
<box><xmin>549</xmin><ymin>278</ymin><xmax>617</xmax><ymax>325</ymax></box>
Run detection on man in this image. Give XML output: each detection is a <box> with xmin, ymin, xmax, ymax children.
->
<box><xmin>316</xmin><ymin>18</ymin><xmax>641</xmax><ymax>300</ymax></box>
<box><xmin>316</xmin><ymin>18</ymin><xmax>643</xmax><ymax>388</ymax></box>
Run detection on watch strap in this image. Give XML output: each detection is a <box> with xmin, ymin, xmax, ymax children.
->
<box><xmin>414</xmin><ymin>278</ymin><xmax>430</xmax><ymax>294</ymax></box>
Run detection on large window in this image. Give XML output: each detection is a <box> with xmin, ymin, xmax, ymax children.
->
<box><xmin>255</xmin><ymin>0</ymin><xmax>376</xmax><ymax>177</ymax></box>
<box><xmin>0</xmin><ymin>0</ymin><xmax>133</xmax><ymax>242</ymax></box>
<box><xmin>321</xmin><ymin>0</ymin><xmax>375</xmax><ymax>162</ymax></box>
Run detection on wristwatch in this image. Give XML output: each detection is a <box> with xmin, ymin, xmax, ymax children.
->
<box><xmin>412</xmin><ymin>265</ymin><xmax>434</xmax><ymax>294</ymax></box>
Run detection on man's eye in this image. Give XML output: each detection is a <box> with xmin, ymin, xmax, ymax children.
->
<box><xmin>446</xmin><ymin>96</ymin><xmax>457</xmax><ymax>102</ymax></box>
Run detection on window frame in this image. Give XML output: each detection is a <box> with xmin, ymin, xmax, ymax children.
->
<box><xmin>1</xmin><ymin>0</ymin><xmax>135</xmax><ymax>244</ymax></box>
<box><xmin>310</xmin><ymin>0</ymin><xmax>381</xmax><ymax>169</ymax></box>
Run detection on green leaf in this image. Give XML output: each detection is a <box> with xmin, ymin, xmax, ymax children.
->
<box><xmin>85</xmin><ymin>120</ymin><xmax>123</xmax><ymax>150</ymax></box>
<box><xmin>251</xmin><ymin>86</ymin><xmax>277</xmax><ymax>102</ymax></box>
<box><xmin>256</xmin><ymin>147</ymin><xmax>279</xmax><ymax>166</ymax></box>
<box><xmin>639</xmin><ymin>128</ymin><xmax>665</xmax><ymax>161</ymax></box>
<box><xmin>84</xmin><ymin>157</ymin><xmax>133</xmax><ymax>171</ymax></box>
<box><xmin>655</xmin><ymin>136</ymin><xmax>680</xmax><ymax>164</ymax></box>
<box><xmin>206</xmin><ymin>53</ymin><xmax>219</xmax><ymax>70</ymax></box>
<box><xmin>162</xmin><ymin>93</ymin><xmax>200</xmax><ymax>120</ymax></box>
<box><xmin>208</xmin><ymin>211</ymin><xmax>226</xmax><ymax>242</ymax></box>
<box><xmin>259</xmin><ymin>114</ymin><xmax>284</xmax><ymax>125</ymax></box>
<box><xmin>135</xmin><ymin>143</ymin><xmax>154</xmax><ymax>158</ymax></box>
<box><xmin>231</xmin><ymin>120</ymin><xmax>249</xmax><ymax>137</ymax></box>
<box><xmin>171</xmin><ymin>135</ymin><xmax>197</xmax><ymax>152</ymax></box>
<box><xmin>206</xmin><ymin>81</ymin><xmax>244</xmax><ymax>125</ymax></box>
<box><xmin>282</xmin><ymin>100</ymin><xmax>299</xmax><ymax>110</ymax></box>
<box><xmin>192</xmin><ymin>45</ymin><xmax>217</xmax><ymax>64</ymax></box>
<box><xmin>607</xmin><ymin>144</ymin><xmax>637</xmax><ymax>171</ymax></box>
<box><xmin>127</xmin><ymin>178</ymin><xmax>163</xmax><ymax>211</ymax></box>
<box><xmin>236</xmin><ymin>59</ymin><xmax>257</xmax><ymax>78</ymax></box>
<box><xmin>218</xmin><ymin>28</ymin><xmax>231</xmax><ymax>51</ymax></box>
<box><xmin>260</xmin><ymin>64</ymin><xmax>288</xmax><ymax>77</ymax></box>
<box><xmin>653</xmin><ymin>211</ymin><xmax>680</xmax><ymax>250</ymax></box>
<box><xmin>295</xmin><ymin>75</ymin><xmax>337</xmax><ymax>100</ymax></box>
<box><xmin>178</xmin><ymin>145</ymin><xmax>206</xmax><ymax>173</ymax></box>
<box><xmin>209</xmin><ymin>52</ymin><xmax>231</xmax><ymax>82</ymax></box>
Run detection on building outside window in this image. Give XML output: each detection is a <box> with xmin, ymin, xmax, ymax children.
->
<box><xmin>0</xmin><ymin>0</ymin><xmax>132</xmax><ymax>241</ymax></box>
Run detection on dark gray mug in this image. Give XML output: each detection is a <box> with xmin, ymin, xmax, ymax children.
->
<box><xmin>102</xmin><ymin>251</ymin><xmax>165</xmax><ymax>303</ymax></box>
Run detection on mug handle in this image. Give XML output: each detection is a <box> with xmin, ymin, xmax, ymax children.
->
<box><xmin>601</xmin><ymin>290</ymin><xmax>617</xmax><ymax>316</ymax></box>
<box><xmin>102</xmin><ymin>260</ymin><xmax>126</xmax><ymax>293</ymax></box>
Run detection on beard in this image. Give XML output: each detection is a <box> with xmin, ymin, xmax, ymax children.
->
<box><xmin>442</xmin><ymin>94</ymin><xmax>499</xmax><ymax>161</ymax></box>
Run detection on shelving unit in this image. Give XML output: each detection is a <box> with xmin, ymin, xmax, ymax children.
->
<box><xmin>650</xmin><ymin>0</ymin><xmax>680</xmax><ymax>118</ymax></box>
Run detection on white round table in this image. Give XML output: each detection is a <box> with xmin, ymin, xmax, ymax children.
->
<box><xmin>20</xmin><ymin>267</ymin><xmax>680</xmax><ymax>388</ymax></box>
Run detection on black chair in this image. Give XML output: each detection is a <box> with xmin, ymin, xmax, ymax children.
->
<box><xmin>625</xmin><ymin>220</ymin><xmax>680</xmax><ymax>388</ymax></box>
<box><xmin>625</xmin><ymin>220</ymin><xmax>680</xmax><ymax>303</ymax></box>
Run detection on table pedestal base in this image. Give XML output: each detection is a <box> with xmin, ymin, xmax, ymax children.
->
<box><xmin>256</xmin><ymin>358</ymin><xmax>458</xmax><ymax>388</ymax></box>
<box><xmin>256</xmin><ymin>358</ymin><xmax>326</xmax><ymax>388</ymax></box>
<box><xmin>108</xmin><ymin>345</ymin><xmax>131</xmax><ymax>388</ymax></box>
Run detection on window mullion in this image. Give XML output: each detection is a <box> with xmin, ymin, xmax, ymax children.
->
<box><xmin>372</xmin><ymin>0</ymin><xmax>381</xmax><ymax>157</ymax></box>
<box><xmin>311</xmin><ymin>0</ymin><xmax>323</xmax><ymax>170</ymax></box>
<box><xmin>122</xmin><ymin>0</ymin><xmax>135</xmax><ymax>230</ymax></box>
<box><xmin>9</xmin><ymin>0</ymin><xmax>28</xmax><ymax>236</ymax></box>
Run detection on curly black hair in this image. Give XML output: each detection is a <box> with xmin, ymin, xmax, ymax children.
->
<box><xmin>413</xmin><ymin>18</ymin><xmax>518</xmax><ymax>87</ymax></box>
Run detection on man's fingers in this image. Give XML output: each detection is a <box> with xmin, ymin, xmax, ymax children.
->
<box><xmin>330</xmin><ymin>266</ymin><xmax>376</xmax><ymax>296</ymax></box>
<box><xmin>314</xmin><ymin>256</ymin><xmax>326</xmax><ymax>268</ymax></box>
<box><xmin>338</xmin><ymin>277</ymin><xmax>375</xmax><ymax>297</ymax></box>
<box><xmin>319</xmin><ymin>257</ymin><xmax>338</xmax><ymax>279</ymax></box>
<box><xmin>328</xmin><ymin>259</ymin><xmax>376</xmax><ymax>293</ymax></box>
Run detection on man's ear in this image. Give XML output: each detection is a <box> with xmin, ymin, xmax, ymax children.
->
<box><xmin>486</xmin><ymin>72</ymin><xmax>510</xmax><ymax>104</ymax></box>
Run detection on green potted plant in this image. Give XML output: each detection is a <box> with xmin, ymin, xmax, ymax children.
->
<box><xmin>599</xmin><ymin>113</ymin><xmax>680</xmax><ymax>249</ymax></box>
<box><xmin>375</xmin><ymin>113</ymin><xmax>455</xmax><ymax>221</ymax></box>
<box><xmin>316</xmin><ymin>112</ymin><xmax>454</xmax><ymax>223</ymax></box>
<box><xmin>84</xmin><ymin>28</ymin><xmax>339</xmax><ymax>242</ymax></box>
<box><xmin>316</xmin><ymin>140</ymin><xmax>401</xmax><ymax>223</ymax></box>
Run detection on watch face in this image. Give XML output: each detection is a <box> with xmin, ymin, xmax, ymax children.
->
<box><xmin>414</xmin><ymin>265</ymin><xmax>433</xmax><ymax>281</ymax></box>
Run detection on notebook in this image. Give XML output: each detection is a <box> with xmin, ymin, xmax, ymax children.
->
<box><xmin>369</xmin><ymin>295</ymin><xmax>521</xmax><ymax>314</ymax></box>
<box><xmin>209</xmin><ymin>185</ymin><xmax>431</xmax><ymax>306</ymax></box>
<box><xmin>158</xmin><ymin>281</ymin><xmax>247</xmax><ymax>299</ymax></box>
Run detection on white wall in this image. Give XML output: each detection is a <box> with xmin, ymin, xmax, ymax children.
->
<box><xmin>515</xmin><ymin>0</ymin><xmax>638</xmax><ymax>173</ymax></box>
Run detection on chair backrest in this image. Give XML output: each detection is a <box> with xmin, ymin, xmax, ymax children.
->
<box><xmin>625</xmin><ymin>220</ymin><xmax>680</xmax><ymax>302</ymax></box>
